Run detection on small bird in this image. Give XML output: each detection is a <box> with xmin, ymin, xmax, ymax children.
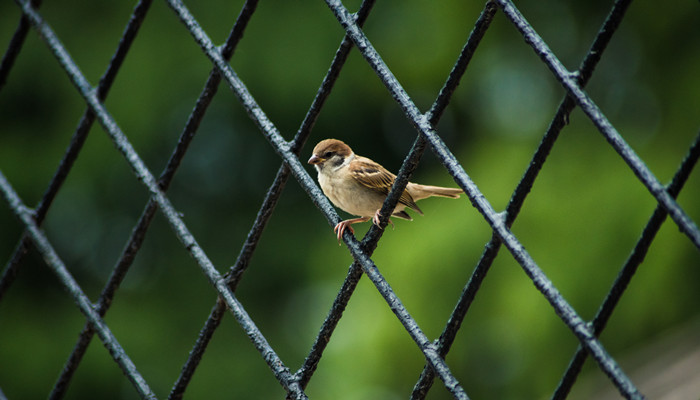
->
<box><xmin>308</xmin><ymin>138</ymin><xmax>463</xmax><ymax>242</ymax></box>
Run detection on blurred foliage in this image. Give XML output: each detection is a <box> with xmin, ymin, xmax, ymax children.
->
<box><xmin>1</xmin><ymin>0</ymin><xmax>699</xmax><ymax>399</ymax></box>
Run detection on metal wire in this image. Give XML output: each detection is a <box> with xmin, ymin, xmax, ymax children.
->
<box><xmin>0</xmin><ymin>0</ymin><xmax>41</xmax><ymax>90</ymax></box>
<box><xmin>0</xmin><ymin>171</ymin><xmax>157</xmax><ymax>400</ymax></box>
<box><xmin>1</xmin><ymin>0</ymin><xmax>698</xmax><ymax>398</ymax></box>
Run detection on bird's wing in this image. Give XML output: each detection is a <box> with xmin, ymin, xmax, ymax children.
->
<box><xmin>350</xmin><ymin>157</ymin><xmax>422</xmax><ymax>213</ymax></box>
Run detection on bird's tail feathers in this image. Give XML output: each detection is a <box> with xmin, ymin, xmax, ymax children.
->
<box><xmin>411</xmin><ymin>184</ymin><xmax>463</xmax><ymax>200</ymax></box>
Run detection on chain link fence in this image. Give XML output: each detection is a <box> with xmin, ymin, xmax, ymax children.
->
<box><xmin>1</xmin><ymin>0</ymin><xmax>699</xmax><ymax>399</ymax></box>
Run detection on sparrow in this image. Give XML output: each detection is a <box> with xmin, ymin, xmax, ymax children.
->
<box><xmin>308</xmin><ymin>138</ymin><xmax>463</xmax><ymax>242</ymax></box>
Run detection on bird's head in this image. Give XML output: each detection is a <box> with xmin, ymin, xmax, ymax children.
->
<box><xmin>308</xmin><ymin>139</ymin><xmax>353</xmax><ymax>171</ymax></box>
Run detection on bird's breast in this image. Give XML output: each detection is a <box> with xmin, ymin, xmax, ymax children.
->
<box><xmin>318</xmin><ymin>172</ymin><xmax>392</xmax><ymax>217</ymax></box>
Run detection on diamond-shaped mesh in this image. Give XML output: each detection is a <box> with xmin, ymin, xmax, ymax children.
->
<box><xmin>1</xmin><ymin>0</ymin><xmax>699</xmax><ymax>399</ymax></box>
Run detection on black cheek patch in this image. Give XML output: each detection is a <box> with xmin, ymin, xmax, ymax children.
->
<box><xmin>331</xmin><ymin>157</ymin><xmax>345</xmax><ymax>168</ymax></box>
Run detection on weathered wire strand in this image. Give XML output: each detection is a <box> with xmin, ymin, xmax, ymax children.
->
<box><xmin>0</xmin><ymin>0</ymin><xmax>42</xmax><ymax>90</ymax></box>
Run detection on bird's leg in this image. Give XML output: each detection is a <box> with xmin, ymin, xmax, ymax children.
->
<box><xmin>372</xmin><ymin>210</ymin><xmax>394</xmax><ymax>230</ymax></box>
<box><xmin>334</xmin><ymin>217</ymin><xmax>371</xmax><ymax>243</ymax></box>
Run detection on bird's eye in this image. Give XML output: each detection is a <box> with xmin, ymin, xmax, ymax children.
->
<box><xmin>324</xmin><ymin>151</ymin><xmax>334</xmax><ymax>158</ymax></box>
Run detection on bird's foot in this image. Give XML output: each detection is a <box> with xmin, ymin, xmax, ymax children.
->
<box><xmin>333</xmin><ymin>217</ymin><xmax>370</xmax><ymax>244</ymax></box>
<box><xmin>372</xmin><ymin>210</ymin><xmax>394</xmax><ymax>230</ymax></box>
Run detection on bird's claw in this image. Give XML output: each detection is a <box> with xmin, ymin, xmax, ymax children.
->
<box><xmin>372</xmin><ymin>210</ymin><xmax>394</xmax><ymax>230</ymax></box>
<box><xmin>333</xmin><ymin>221</ymin><xmax>355</xmax><ymax>245</ymax></box>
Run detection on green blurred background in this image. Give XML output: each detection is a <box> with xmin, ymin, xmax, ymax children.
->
<box><xmin>1</xmin><ymin>0</ymin><xmax>699</xmax><ymax>399</ymax></box>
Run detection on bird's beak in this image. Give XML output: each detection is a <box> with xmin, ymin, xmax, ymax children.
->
<box><xmin>308</xmin><ymin>155</ymin><xmax>323</xmax><ymax>165</ymax></box>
